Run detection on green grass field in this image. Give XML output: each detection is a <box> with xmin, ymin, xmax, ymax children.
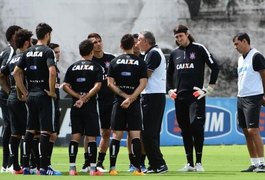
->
<box><xmin>0</xmin><ymin>145</ymin><xmax>265</xmax><ymax>180</ymax></box>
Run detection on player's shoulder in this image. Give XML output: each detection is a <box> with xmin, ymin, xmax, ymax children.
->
<box><xmin>103</xmin><ymin>52</ymin><xmax>116</xmax><ymax>59</ymax></box>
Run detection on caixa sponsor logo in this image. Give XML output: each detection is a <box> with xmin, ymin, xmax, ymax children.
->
<box><xmin>236</xmin><ymin>107</ymin><xmax>265</xmax><ymax>139</ymax></box>
<box><xmin>166</xmin><ymin>105</ymin><xmax>232</xmax><ymax>139</ymax></box>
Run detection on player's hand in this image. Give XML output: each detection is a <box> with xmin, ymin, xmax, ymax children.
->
<box><xmin>17</xmin><ymin>93</ymin><xmax>28</xmax><ymax>102</ymax></box>
<box><xmin>120</xmin><ymin>97</ymin><xmax>134</xmax><ymax>109</ymax></box>
<box><xmin>168</xmin><ymin>89</ymin><xmax>177</xmax><ymax>100</ymax></box>
<box><xmin>193</xmin><ymin>86</ymin><xmax>213</xmax><ymax>100</ymax></box>
<box><xmin>73</xmin><ymin>99</ymin><xmax>84</xmax><ymax>108</ymax></box>
<box><xmin>44</xmin><ymin>89</ymin><xmax>57</xmax><ymax>98</ymax></box>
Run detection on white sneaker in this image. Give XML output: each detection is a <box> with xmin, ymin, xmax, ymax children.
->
<box><xmin>96</xmin><ymin>166</ymin><xmax>109</xmax><ymax>173</ymax></box>
<box><xmin>6</xmin><ymin>165</ymin><xmax>13</xmax><ymax>173</ymax></box>
<box><xmin>195</xmin><ymin>163</ymin><xmax>205</xmax><ymax>172</ymax></box>
<box><xmin>178</xmin><ymin>163</ymin><xmax>195</xmax><ymax>172</ymax></box>
<box><xmin>80</xmin><ymin>166</ymin><xmax>90</xmax><ymax>173</ymax></box>
<box><xmin>0</xmin><ymin>167</ymin><xmax>7</xmax><ymax>173</ymax></box>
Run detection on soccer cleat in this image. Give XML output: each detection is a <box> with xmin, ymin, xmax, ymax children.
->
<box><xmin>90</xmin><ymin>170</ymin><xmax>104</xmax><ymax>176</ymax></box>
<box><xmin>30</xmin><ymin>167</ymin><xmax>39</xmax><ymax>175</ymax></box>
<box><xmin>156</xmin><ymin>164</ymin><xmax>168</xmax><ymax>174</ymax></box>
<box><xmin>133</xmin><ymin>170</ymin><xmax>145</xmax><ymax>176</ymax></box>
<box><xmin>23</xmin><ymin>167</ymin><xmax>31</xmax><ymax>175</ymax></box>
<box><xmin>6</xmin><ymin>165</ymin><xmax>13</xmax><ymax>173</ymax></box>
<box><xmin>178</xmin><ymin>163</ymin><xmax>195</xmax><ymax>172</ymax></box>
<box><xmin>69</xmin><ymin>169</ymin><xmax>78</xmax><ymax>176</ymax></box>
<box><xmin>47</xmin><ymin>166</ymin><xmax>62</xmax><ymax>175</ymax></box>
<box><xmin>195</xmin><ymin>163</ymin><xmax>205</xmax><ymax>172</ymax></box>
<box><xmin>80</xmin><ymin>165</ymin><xmax>90</xmax><ymax>173</ymax></box>
<box><xmin>0</xmin><ymin>167</ymin><xmax>7</xmax><ymax>173</ymax></box>
<box><xmin>254</xmin><ymin>164</ymin><xmax>265</xmax><ymax>172</ymax></box>
<box><xmin>140</xmin><ymin>164</ymin><xmax>147</xmax><ymax>173</ymax></box>
<box><xmin>241</xmin><ymin>165</ymin><xmax>257</xmax><ymax>172</ymax></box>
<box><xmin>12</xmin><ymin>169</ymin><xmax>23</xmax><ymax>174</ymax></box>
<box><xmin>145</xmin><ymin>166</ymin><xmax>155</xmax><ymax>174</ymax></box>
<box><xmin>109</xmin><ymin>169</ymin><xmax>118</xmax><ymax>175</ymax></box>
<box><xmin>96</xmin><ymin>165</ymin><xmax>108</xmax><ymax>173</ymax></box>
<box><xmin>128</xmin><ymin>164</ymin><xmax>136</xmax><ymax>172</ymax></box>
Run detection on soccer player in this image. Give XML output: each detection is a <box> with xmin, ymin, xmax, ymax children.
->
<box><xmin>63</xmin><ymin>39</ymin><xmax>103</xmax><ymax>176</ymax></box>
<box><xmin>167</xmin><ymin>25</ymin><xmax>219</xmax><ymax>172</ymax></box>
<box><xmin>0</xmin><ymin>25</ymin><xmax>22</xmax><ymax>173</ymax></box>
<box><xmin>107</xmin><ymin>33</ymin><xmax>147</xmax><ymax>176</ymax></box>
<box><xmin>46</xmin><ymin>43</ymin><xmax>62</xmax><ymax>174</ymax></box>
<box><xmin>0</xmin><ymin>29</ymin><xmax>32</xmax><ymax>174</ymax></box>
<box><xmin>80</xmin><ymin>33</ymin><xmax>115</xmax><ymax>173</ymax></box>
<box><xmin>137</xmin><ymin>30</ymin><xmax>168</xmax><ymax>174</ymax></box>
<box><xmin>127</xmin><ymin>33</ymin><xmax>146</xmax><ymax>172</ymax></box>
<box><xmin>13</xmin><ymin>23</ymin><xmax>59</xmax><ymax>175</ymax></box>
<box><xmin>233</xmin><ymin>32</ymin><xmax>265</xmax><ymax>172</ymax></box>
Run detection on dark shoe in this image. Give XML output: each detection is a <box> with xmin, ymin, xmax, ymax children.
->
<box><xmin>145</xmin><ymin>166</ymin><xmax>155</xmax><ymax>174</ymax></box>
<box><xmin>155</xmin><ymin>164</ymin><xmax>168</xmax><ymax>174</ymax></box>
<box><xmin>241</xmin><ymin>165</ymin><xmax>257</xmax><ymax>172</ymax></box>
<box><xmin>255</xmin><ymin>164</ymin><xmax>265</xmax><ymax>172</ymax></box>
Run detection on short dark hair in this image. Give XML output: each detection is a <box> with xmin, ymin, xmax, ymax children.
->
<box><xmin>233</xmin><ymin>32</ymin><xmax>250</xmax><ymax>45</ymax></box>
<box><xmin>87</xmin><ymin>33</ymin><xmax>102</xmax><ymax>40</ymax></box>
<box><xmin>36</xmin><ymin>23</ymin><xmax>53</xmax><ymax>40</ymax></box>
<box><xmin>173</xmin><ymin>24</ymin><xmax>188</xmax><ymax>34</ymax></box>
<box><xmin>79</xmin><ymin>39</ymin><xmax>94</xmax><ymax>57</ymax></box>
<box><xmin>15</xmin><ymin>29</ymin><xmax>33</xmax><ymax>48</ymax></box>
<box><xmin>121</xmin><ymin>34</ymin><xmax>134</xmax><ymax>50</ymax></box>
<box><xmin>132</xmin><ymin>33</ymin><xmax>139</xmax><ymax>39</ymax></box>
<box><xmin>48</xmin><ymin>43</ymin><xmax>59</xmax><ymax>50</ymax></box>
<box><xmin>5</xmin><ymin>25</ymin><xmax>22</xmax><ymax>41</ymax></box>
<box><xmin>31</xmin><ymin>38</ymin><xmax>38</xmax><ymax>45</ymax></box>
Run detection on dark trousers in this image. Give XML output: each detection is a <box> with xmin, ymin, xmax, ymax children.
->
<box><xmin>141</xmin><ymin>93</ymin><xmax>166</xmax><ymax>169</ymax></box>
<box><xmin>0</xmin><ymin>92</ymin><xmax>10</xmax><ymax>167</ymax></box>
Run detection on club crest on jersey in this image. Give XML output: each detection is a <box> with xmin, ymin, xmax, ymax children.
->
<box><xmin>105</xmin><ymin>61</ymin><xmax>110</xmax><ymax>68</ymax></box>
<box><xmin>189</xmin><ymin>52</ymin><xmax>196</xmax><ymax>60</ymax></box>
<box><xmin>26</xmin><ymin>51</ymin><xmax>43</xmax><ymax>57</ymax></box>
<box><xmin>116</xmin><ymin>59</ymin><xmax>139</xmax><ymax>65</ymax></box>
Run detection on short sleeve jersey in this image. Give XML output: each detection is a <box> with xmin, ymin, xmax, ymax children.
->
<box><xmin>1</xmin><ymin>52</ymin><xmax>24</xmax><ymax>88</ymax></box>
<box><xmin>108</xmin><ymin>54</ymin><xmax>147</xmax><ymax>99</ymax></box>
<box><xmin>64</xmin><ymin>60</ymin><xmax>103</xmax><ymax>102</ymax></box>
<box><xmin>92</xmin><ymin>53</ymin><xmax>115</xmax><ymax>101</ymax></box>
<box><xmin>16</xmin><ymin>45</ymin><xmax>56</xmax><ymax>92</ymax></box>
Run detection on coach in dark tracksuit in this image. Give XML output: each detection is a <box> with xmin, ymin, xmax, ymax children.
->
<box><xmin>137</xmin><ymin>31</ymin><xmax>168</xmax><ymax>174</ymax></box>
<box><xmin>167</xmin><ymin>25</ymin><xmax>219</xmax><ymax>172</ymax></box>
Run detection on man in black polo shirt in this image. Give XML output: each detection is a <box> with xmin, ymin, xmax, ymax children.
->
<box><xmin>13</xmin><ymin>23</ymin><xmax>59</xmax><ymax>175</ymax></box>
<box><xmin>63</xmin><ymin>39</ymin><xmax>103</xmax><ymax>176</ymax></box>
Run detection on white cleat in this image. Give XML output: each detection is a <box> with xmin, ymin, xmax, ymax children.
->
<box><xmin>80</xmin><ymin>166</ymin><xmax>90</xmax><ymax>173</ymax></box>
<box><xmin>178</xmin><ymin>163</ymin><xmax>195</xmax><ymax>172</ymax></box>
<box><xmin>96</xmin><ymin>166</ymin><xmax>109</xmax><ymax>173</ymax></box>
<box><xmin>195</xmin><ymin>163</ymin><xmax>205</xmax><ymax>172</ymax></box>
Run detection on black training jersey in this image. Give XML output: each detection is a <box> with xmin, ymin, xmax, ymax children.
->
<box><xmin>0</xmin><ymin>44</ymin><xmax>15</xmax><ymax>67</ymax></box>
<box><xmin>17</xmin><ymin>45</ymin><xmax>56</xmax><ymax>92</ymax></box>
<box><xmin>1</xmin><ymin>52</ymin><xmax>24</xmax><ymax>88</ymax></box>
<box><xmin>92</xmin><ymin>53</ymin><xmax>115</xmax><ymax>101</ymax></box>
<box><xmin>0</xmin><ymin>44</ymin><xmax>16</xmax><ymax>94</ymax></box>
<box><xmin>167</xmin><ymin>42</ymin><xmax>219</xmax><ymax>94</ymax></box>
<box><xmin>108</xmin><ymin>54</ymin><xmax>147</xmax><ymax>98</ymax></box>
<box><xmin>64</xmin><ymin>60</ymin><xmax>103</xmax><ymax>102</ymax></box>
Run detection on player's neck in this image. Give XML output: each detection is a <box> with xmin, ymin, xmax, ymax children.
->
<box><xmin>124</xmin><ymin>49</ymin><xmax>134</xmax><ymax>54</ymax></box>
<box><xmin>93</xmin><ymin>51</ymin><xmax>104</xmax><ymax>58</ymax></box>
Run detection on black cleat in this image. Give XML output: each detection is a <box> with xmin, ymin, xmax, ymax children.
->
<box><xmin>241</xmin><ymin>165</ymin><xmax>257</xmax><ymax>172</ymax></box>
